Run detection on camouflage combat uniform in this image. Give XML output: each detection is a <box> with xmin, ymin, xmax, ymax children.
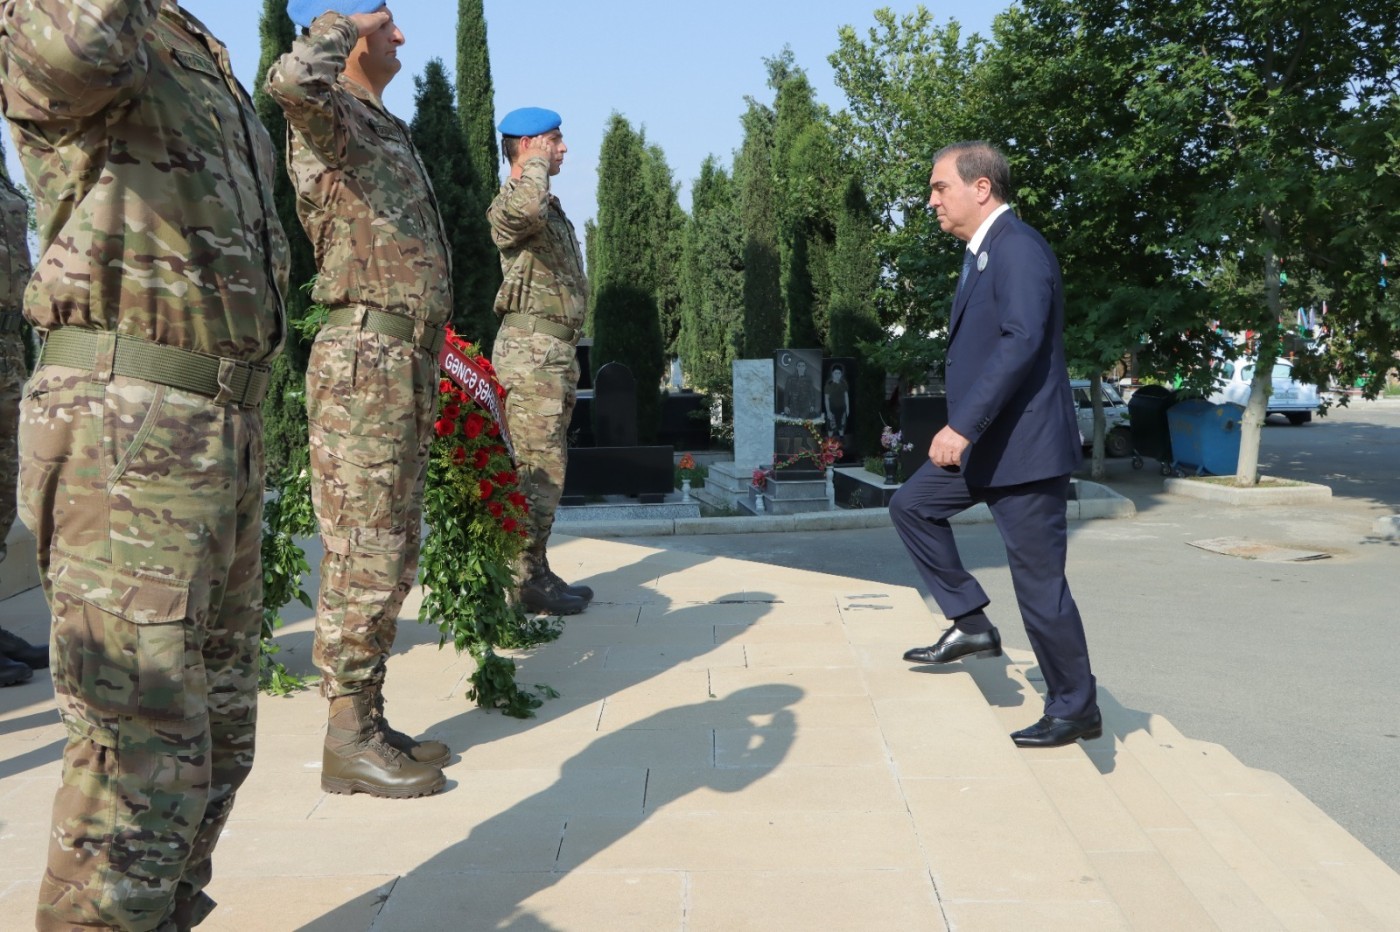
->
<box><xmin>0</xmin><ymin>172</ymin><xmax>30</xmax><ymax>562</ymax></box>
<box><xmin>0</xmin><ymin>2</ymin><xmax>288</xmax><ymax>928</ymax></box>
<box><xmin>488</xmin><ymin>155</ymin><xmax>588</xmax><ymax>582</ymax></box>
<box><xmin>267</xmin><ymin>14</ymin><xmax>451</xmax><ymax>703</ymax></box>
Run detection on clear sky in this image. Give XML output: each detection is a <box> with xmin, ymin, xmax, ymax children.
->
<box><xmin>5</xmin><ymin>1</ymin><xmax>1000</xmax><ymax>227</ymax></box>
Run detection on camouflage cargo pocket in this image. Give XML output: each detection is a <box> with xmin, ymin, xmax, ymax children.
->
<box><xmin>308</xmin><ymin>429</ymin><xmax>403</xmax><ymax>533</ymax></box>
<box><xmin>48</xmin><ymin>554</ymin><xmax>200</xmax><ymax>725</ymax></box>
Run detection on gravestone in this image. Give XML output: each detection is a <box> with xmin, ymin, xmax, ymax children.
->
<box><xmin>773</xmin><ymin>349</ymin><xmax>824</xmax><ymax>479</ymax></box>
<box><xmin>822</xmin><ymin>357</ymin><xmax>858</xmax><ymax>461</ymax></box>
<box><xmin>733</xmin><ymin>360</ymin><xmax>775</xmax><ymax>476</ymax></box>
<box><xmin>563</xmin><ymin>361</ymin><xmax>673</xmax><ymax>501</ymax></box>
<box><xmin>593</xmin><ymin>362</ymin><xmax>638</xmax><ymax>446</ymax></box>
<box><xmin>897</xmin><ymin>394</ymin><xmax>949</xmax><ymax>481</ymax></box>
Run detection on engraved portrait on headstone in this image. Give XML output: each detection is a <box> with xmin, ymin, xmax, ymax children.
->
<box><xmin>773</xmin><ymin>349</ymin><xmax>823</xmax><ymax>468</ymax></box>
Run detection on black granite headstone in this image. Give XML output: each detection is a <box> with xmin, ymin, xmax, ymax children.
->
<box><xmin>823</xmin><ymin>357</ymin><xmax>858</xmax><ymax>461</ymax></box>
<box><xmin>897</xmin><ymin>394</ymin><xmax>949</xmax><ymax>480</ymax></box>
<box><xmin>593</xmin><ymin>362</ymin><xmax>638</xmax><ymax>447</ymax></box>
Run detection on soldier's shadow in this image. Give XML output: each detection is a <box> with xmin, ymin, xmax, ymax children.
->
<box><xmin>306</xmin><ymin>684</ymin><xmax>801</xmax><ymax>931</ymax></box>
<box><xmin>301</xmin><ymin>551</ymin><xmax>798</xmax><ymax>930</ymax></box>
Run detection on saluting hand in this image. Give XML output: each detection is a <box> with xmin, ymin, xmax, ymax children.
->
<box><xmin>348</xmin><ymin>10</ymin><xmax>392</xmax><ymax>37</ymax></box>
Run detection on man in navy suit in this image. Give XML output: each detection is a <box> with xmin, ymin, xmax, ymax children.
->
<box><xmin>889</xmin><ymin>141</ymin><xmax>1100</xmax><ymax>748</ymax></box>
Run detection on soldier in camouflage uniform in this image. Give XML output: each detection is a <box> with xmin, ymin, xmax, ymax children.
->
<box><xmin>0</xmin><ymin>164</ymin><xmax>49</xmax><ymax>688</ymax></box>
<box><xmin>490</xmin><ymin>107</ymin><xmax>594</xmax><ymax>616</ymax></box>
<box><xmin>0</xmin><ymin>1</ymin><xmax>289</xmax><ymax>928</ymax></box>
<box><xmin>268</xmin><ymin>3</ymin><xmax>451</xmax><ymax>798</ymax></box>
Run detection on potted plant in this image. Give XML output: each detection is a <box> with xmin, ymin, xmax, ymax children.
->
<box><xmin>677</xmin><ymin>452</ymin><xmax>698</xmax><ymax>503</ymax></box>
<box><xmin>879</xmin><ymin>425</ymin><xmax>913</xmax><ymax>484</ymax></box>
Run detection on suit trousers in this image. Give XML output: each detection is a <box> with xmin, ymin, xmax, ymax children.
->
<box><xmin>889</xmin><ymin>462</ymin><xmax>1097</xmax><ymax>720</ymax></box>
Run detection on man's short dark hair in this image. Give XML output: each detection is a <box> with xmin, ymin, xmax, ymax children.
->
<box><xmin>935</xmin><ymin>141</ymin><xmax>1011</xmax><ymax>203</ymax></box>
<box><xmin>501</xmin><ymin>135</ymin><xmax>521</xmax><ymax>164</ymax></box>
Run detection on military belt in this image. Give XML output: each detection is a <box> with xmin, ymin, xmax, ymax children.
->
<box><xmin>0</xmin><ymin>314</ymin><xmax>23</xmax><ymax>334</ymax></box>
<box><xmin>323</xmin><ymin>307</ymin><xmax>446</xmax><ymax>355</ymax></box>
<box><xmin>39</xmin><ymin>329</ymin><xmax>271</xmax><ymax>408</ymax></box>
<box><xmin>501</xmin><ymin>312</ymin><xmax>578</xmax><ymax>345</ymax></box>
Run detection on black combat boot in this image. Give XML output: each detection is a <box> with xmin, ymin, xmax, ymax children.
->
<box><xmin>367</xmin><ymin>684</ymin><xmax>450</xmax><ymax>768</ymax></box>
<box><xmin>0</xmin><ymin>628</ymin><xmax>49</xmax><ymax>669</ymax></box>
<box><xmin>519</xmin><ymin>573</ymin><xmax>587</xmax><ymax>615</ymax></box>
<box><xmin>0</xmin><ymin>652</ymin><xmax>32</xmax><ymax>687</ymax></box>
<box><xmin>542</xmin><ymin>559</ymin><xmax>593</xmax><ymax>603</ymax></box>
<box><xmin>321</xmin><ymin>694</ymin><xmax>445</xmax><ymax>798</ymax></box>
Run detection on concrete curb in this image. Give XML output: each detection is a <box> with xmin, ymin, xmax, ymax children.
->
<box><xmin>559</xmin><ymin>480</ymin><xmax>1136</xmax><ymax>538</ymax></box>
<box><xmin>1164</xmin><ymin>476</ymin><xmax>1333</xmax><ymax>506</ymax></box>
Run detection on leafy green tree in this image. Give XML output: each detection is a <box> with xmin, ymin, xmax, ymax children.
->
<box><xmin>829</xmin><ymin>10</ymin><xmax>989</xmax><ymax>375</ymax></box>
<box><xmin>410</xmin><ymin>58</ymin><xmax>497</xmax><ymax>349</ymax></box>
<box><xmin>454</xmin><ymin>0</ymin><xmax>504</xmax><ymax>352</ymax></box>
<box><xmin>735</xmin><ymin>101</ymin><xmax>785</xmax><ymax>359</ymax></box>
<box><xmin>977</xmin><ymin>0</ymin><xmax>1210</xmax><ymax>477</ymax></box>
<box><xmin>590</xmin><ymin>114</ymin><xmax>666</xmax><ymax>438</ymax></box>
<box><xmin>678</xmin><ymin>157</ymin><xmax>745</xmax><ymax>400</ymax></box>
<box><xmin>1137</xmin><ymin>0</ymin><xmax>1400</xmax><ymax>483</ymax></box>
<box><xmin>254</xmin><ymin>0</ymin><xmax>317</xmax><ymax>479</ymax></box>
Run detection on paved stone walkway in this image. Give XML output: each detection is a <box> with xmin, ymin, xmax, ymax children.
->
<box><xmin>3</xmin><ymin>532</ymin><xmax>1399</xmax><ymax>930</ymax></box>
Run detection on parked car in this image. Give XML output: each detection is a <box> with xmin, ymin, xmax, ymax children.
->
<box><xmin>1071</xmin><ymin>378</ymin><xmax>1133</xmax><ymax>457</ymax></box>
<box><xmin>1208</xmin><ymin>357</ymin><xmax>1320</xmax><ymax>425</ymax></box>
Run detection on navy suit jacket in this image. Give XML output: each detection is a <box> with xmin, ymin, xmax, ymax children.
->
<box><xmin>944</xmin><ymin>210</ymin><xmax>1081</xmax><ymax>488</ymax></box>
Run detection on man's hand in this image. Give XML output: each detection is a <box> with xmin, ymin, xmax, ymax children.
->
<box><xmin>348</xmin><ymin>11</ymin><xmax>392</xmax><ymax>37</ymax></box>
<box><xmin>522</xmin><ymin>133</ymin><xmax>558</xmax><ymax>163</ymax></box>
<box><xmin>928</xmin><ymin>425</ymin><xmax>970</xmax><ymax>469</ymax></box>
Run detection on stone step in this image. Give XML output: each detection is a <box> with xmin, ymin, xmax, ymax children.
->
<box><xmin>992</xmin><ymin>657</ymin><xmax>1400</xmax><ymax>929</ymax></box>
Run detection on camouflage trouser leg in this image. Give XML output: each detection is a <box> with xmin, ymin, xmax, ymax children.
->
<box><xmin>19</xmin><ymin>367</ymin><xmax>263</xmax><ymax>932</ymax></box>
<box><xmin>492</xmin><ymin>328</ymin><xmax>578</xmax><ymax>579</ymax></box>
<box><xmin>0</xmin><ymin>333</ymin><xmax>24</xmax><ymax>558</ymax></box>
<box><xmin>307</xmin><ymin>324</ymin><xmax>437</xmax><ymax>698</ymax></box>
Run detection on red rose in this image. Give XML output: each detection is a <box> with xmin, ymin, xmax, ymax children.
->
<box><xmin>478</xmin><ymin>479</ymin><xmax>494</xmax><ymax>499</ymax></box>
<box><xmin>493</xmin><ymin>471</ymin><xmax>513</xmax><ymax>487</ymax></box>
<box><xmin>438</xmin><ymin>378</ymin><xmax>452</xmax><ymax>394</ymax></box>
<box><xmin>518</xmin><ymin>528</ymin><xmax>529</xmax><ymax>539</ymax></box>
<box><xmin>442</xmin><ymin>403</ymin><xmax>461</xmax><ymax>421</ymax></box>
<box><xmin>452</xmin><ymin>446</ymin><xmax>466</xmax><ymax>465</ymax></box>
<box><xmin>502</xmin><ymin>518</ymin><xmax>518</xmax><ymax>533</ymax></box>
<box><xmin>508</xmin><ymin>492</ymin><xmax>527</xmax><ymax>509</ymax></box>
<box><xmin>488</xmin><ymin>501</ymin><xmax>504</xmax><ymax>518</ymax></box>
<box><xmin>464</xmin><ymin>412</ymin><xmax>485</xmax><ymax>439</ymax></box>
<box><xmin>434</xmin><ymin>418</ymin><xmax>454</xmax><ymax>437</ymax></box>
<box><xmin>473</xmin><ymin>449</ymin><xmax>490</xmax><ymax>470</ymax></box>
<box><xmin>487</xmin><ymin>422</ymin><xmax>501</xmax><ymax>437</ymax></box>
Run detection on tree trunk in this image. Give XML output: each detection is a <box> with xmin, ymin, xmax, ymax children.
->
<box><xmin>1235</xmin><ymin>220</ymin><xmax>1286</xmax><ymax>487</ymax></box>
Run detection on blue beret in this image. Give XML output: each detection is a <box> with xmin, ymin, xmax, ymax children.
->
<box><xmin>497</xmin><ymin>108</ymin><xmax>562</xmax><ymax>137</ymax></box>
<box><xmin>286</xmin><ymin>1</ymin><xmax>385</xmax><ymax>30</ymax></box>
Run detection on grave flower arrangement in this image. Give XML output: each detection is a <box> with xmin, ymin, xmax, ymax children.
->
<box><xmin>418</xmin><ymin>329</ymin><xmax>560</xmax><ymax>718</ymax></box>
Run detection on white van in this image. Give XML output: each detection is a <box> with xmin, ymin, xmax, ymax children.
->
<box><xmin>1208</xmin><ymin>357</ymin><xmax>1320</xmax><ymax>425</ymax></box>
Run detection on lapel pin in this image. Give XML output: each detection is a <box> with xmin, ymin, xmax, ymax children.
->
<box><xmin>977</xmin><ymin>252</ymin><xmax>988</xmax><ymax>272</ymax></box>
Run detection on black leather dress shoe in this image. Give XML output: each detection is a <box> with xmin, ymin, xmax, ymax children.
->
<box><xmin>1010</xmin><ymin>711</ymin><xmax>1103</xmax><ymax>748</ymax></box>
<box><xmin>902</xmin><ymin>625</ymin><xmax>1002</xmax><ymax>664</ymax></box>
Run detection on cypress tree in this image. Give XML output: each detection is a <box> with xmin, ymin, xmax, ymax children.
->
<box><xmin>254</xmin><ymin>0</ymin><xmax>316</xmax><ymax>479</ymax></box>
<box><xmin>827</xmin><ymin>177</ymin><xmax>885</xmax><ymax>455</ymax></box>
<box><xmin>410</xmin><ymin>58</ymin><xmax>497</xmax><ymax>349</ymax></box>
<box><xmin>735</xmin><ymin>101</ymin><xmax>784</xmax><ymax>359</ymax></box>
<box><xmin>590</xmin><ymin>114</ymin><xmax>665</xmax><ymax>440</ymax></box>
<box><xmin>454</xmin><ymin>0</ymin><xmax>504</xmax><ymax>343</ymax></box>
<box><xmin>678</xmin><ymin>157</ymin><xmax>744</xmax><ymax>399</ymax></box>
<box><xmin>640</xmin><ymin>142</ymin><xmax>686</xmax><ymax>360</ymax></box>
